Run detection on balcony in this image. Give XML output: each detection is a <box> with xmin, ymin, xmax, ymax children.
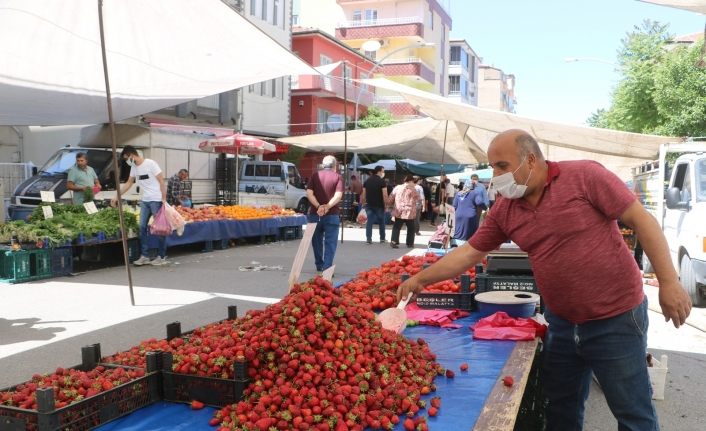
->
<box><xmin>336</xmin><ymin>16</ymin><xmax>424</xmax><ymax>40</ymax></box>
<box><xmin>292</xmin><ymin>75</ymin><xmax>374</xmax><ymax>106</ymax></box>
<box><xmin>379</xmin><ymin>58</ymin><xmax>435</xmax><ymax>84</ymax></box>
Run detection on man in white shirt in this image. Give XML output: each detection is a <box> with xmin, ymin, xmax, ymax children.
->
<box><xmin>111</xmin><ymin>145</ymin><xmax>168</xmax><ymax>266</ymax></box>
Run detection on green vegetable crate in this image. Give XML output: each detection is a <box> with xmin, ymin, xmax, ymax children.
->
<box><xmin>0</xmin><ymin>249</ymin><xmax>52</xmax><ymax>284</ymax></box>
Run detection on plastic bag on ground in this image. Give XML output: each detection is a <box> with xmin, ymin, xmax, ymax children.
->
<box><xmin>356</xmin><ymin>208</ymin><xmax>367</xmax><ymax>224</ymax></box>
<box><xmin>149</xmin><ymin>205</ymin><xmax>172</xmax><ymax>236</ymax></box>
<box><xmin>163</xmin><ymin>203</ymin><xmax>186</xmax><ymax>236</ymax></box>
<box><xmin>469</xmin><ymin>311</ymin><xmax>547</xmax><ymax>341</ymax></box>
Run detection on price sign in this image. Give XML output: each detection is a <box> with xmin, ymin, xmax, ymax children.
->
<box><xmin>42</xmin><ymin>205</ymin><xmax>54</xmax><ymax>219</ymax></box>
<box><xmin>40</xmin><ymin>191</ymin><xmax>55</xmax><ymax>203</ymax></box>
<box><xmin>83</xmin><ymin>201</ymin><xmax>99</xmax><ymax>214</ymax></box>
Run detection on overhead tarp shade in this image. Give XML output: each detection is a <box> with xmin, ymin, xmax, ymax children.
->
<box><xmin>278</xmin><ymin>118</ymin><xmax>488</xmax><ymax>164</ymax></box>
<box><xmin>638</xmin><ymin>0</ymin><xmax>706</xmax><ymax>13</ymax></box>
<box><xmin>0</xmin><ymin>0</ymin><xmax>318</xmax><ymax>126</ymax></box>
<box><xmin>360</xmin><ymin>78</ymin><xmax>681</xmax><ymax>179</ymax></box>
<box><xmin>395</xmin><ymin>160</ymin><xmax>465</xmax><ymax>177</ymax></box>
<box><xmin>357</xmin><ymin>159</ymin><xmax>414</xmax><ymax>172</ymax></box>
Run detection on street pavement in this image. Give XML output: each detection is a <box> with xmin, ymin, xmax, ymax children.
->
<box><xmin>1</xmin><ymin>225</ymin><xmax>705</xmax><ymax>430</ymax></box>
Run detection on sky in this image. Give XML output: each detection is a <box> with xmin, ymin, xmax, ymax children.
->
<box><xmin>447</xmin><ymin>0</ymin><xmax>705</xmax><ymax>125</ymax></box>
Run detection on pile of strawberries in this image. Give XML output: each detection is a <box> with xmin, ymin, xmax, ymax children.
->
<box><xmin>340</xmin><ymin>254</ymin><xmax>476</xmax><ymax>310</ymax></box>
<box><xmin>0</xmin><ymin>366</ymin><xmax>146</xmax><ymax>411</ymax></box>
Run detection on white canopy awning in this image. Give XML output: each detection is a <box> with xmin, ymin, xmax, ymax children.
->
<box><xmin>357</xmin><ymin>78</ymin><xmax>681</xmax><ymax>179</ymax></box>
<box><xmin>638</xmin><ymin>0</ymin><xmax>706</xmax><ymax>14</ymax></box>
<box><xmin>278</xmin><ymin>117</ymin><xmax>487</xmax><ymax>164</ymax></box>
<box><xmin>0</xmin><ymin>0</ymin><xmax>318</xmax><ymax>126</ymax></box>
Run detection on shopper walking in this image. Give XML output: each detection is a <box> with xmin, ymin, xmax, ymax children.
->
<box><xmin>397</xmin><ymin>129</ymin><xmax>691</xmax><ymax>431</ymax></box>
<box><xmin>112</xmin><ymin>146</ymin><xmax>168</xmax><ymax>266</ymax></box>
<box><xmin>389</xmin><ymin>175</ymin><xmax>419</xmax><ymax>249</ymax></box>
<box><xmin>452</xmin><ymin>182</ymin><xmax>484</xmax><ymax>241</ymax></box>
<box><xmin>470</xmin><ymin>173</ymin><xmax>489</xmax><ymax>226</ymax></box>
<box><xmin>360</xmin><ymin>165</ymin><xmax>388</xmax><ymax>244</ymax></box>
<box><xmin>305</xmin><ymin>155</ymin><xmax>343</xmax><ymax>273</ymax></box>
<box><xmin>66</xmin><ymin>152</ymin><xmax>101</xmax><ymax>204</ymax></box>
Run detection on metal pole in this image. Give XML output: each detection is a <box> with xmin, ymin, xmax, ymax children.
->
<box><xmin>440</xmin><ymin>120</ymin><xmax>448</xmax><ymax>175</ymax></box>
<box><xmin>98</xmin><ymin>0</ymin><xmax>135</xmax><ymax>306</ymax></box>
<box><xmin>341</xmin><ymin>61</ymin><xmax>348</xmax><ymax>244</ymax></box>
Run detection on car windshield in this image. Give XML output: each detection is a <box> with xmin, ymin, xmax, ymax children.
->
<box><xmin>39</xmin><ymin>149</ymin><xmax>113</xmax><ymax>175</ymax></box>
<box><xmin>697</xmin><ymin>158</ymin><xmax>706</xmax><ymax>202</ymax></box>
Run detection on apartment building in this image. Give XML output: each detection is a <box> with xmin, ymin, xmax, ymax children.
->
<box><xmin>477</xmin><ymin>65</ymin><xmax>516</xmax><ymax>113</ymax></box>
<box><xmin>290</xmin><ymin>28</ymin><xmax>377</xmax><ymax>136</ymax></box>
<box><xmin>448</xmin><ymin>39</ymin><xmax>480</xmax><ymax>106</ymax></box>
<box><xmin>334</xmin><ymin>0</ymin><xmax>451</xmax><ymax>119</ymax></box>
<box><xmin>148</xmin><ymin>0</ymin><xmax>293</xmax><ymax>138</ymax></box>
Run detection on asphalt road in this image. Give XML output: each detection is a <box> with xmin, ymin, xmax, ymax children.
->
<box><xmin>1</xmin><ymin>226</ymin><xmax>705</xmax><ymax>430</ymax></box>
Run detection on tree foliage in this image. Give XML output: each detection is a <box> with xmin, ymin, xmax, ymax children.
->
<box><xmin>356</xmin><ymin>106</ymin><xmax>395</xmax><ymax>129</ymax></box>
<box><xmin>588</xmin><ymin>20</ymin><xmax>706</xmax><ymax>138</ymax></box>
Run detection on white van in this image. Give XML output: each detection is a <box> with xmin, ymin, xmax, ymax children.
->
<box><xmin>238</xmin><ymin>160</ymin><xmax>309</xmax><ymax>213</ymax></box>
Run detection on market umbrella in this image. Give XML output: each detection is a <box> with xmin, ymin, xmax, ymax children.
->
<box><xmin>199</xmin><ymin>134</ymin><xmax>277</xmax><ymax>204</ymax></box>
<box><xmin>0</xmin><ymin>0</ymin><xmax>318</xmax><ymax>306</ymax></box>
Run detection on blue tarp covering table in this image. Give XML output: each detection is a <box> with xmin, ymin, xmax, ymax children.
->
<box><xmin>144</xmin><ymin>215</ymin><xmax>307</xmax><ymax>248</ymax></box>
<box><xmin>98</xmin><ymin>314</ymin><xmax>535</xmax><ymax>431</ymax></box>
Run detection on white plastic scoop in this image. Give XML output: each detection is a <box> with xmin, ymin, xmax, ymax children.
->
<box><xmin>378</xmin><ymin>293</ymin><xmax>413</xmax><ymax>333</ymax></box>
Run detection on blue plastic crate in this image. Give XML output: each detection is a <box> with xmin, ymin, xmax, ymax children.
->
<box><xmin>51</xmin><ymin>247</ymin><xmax>74</xmax><ymax>277</ymax></box>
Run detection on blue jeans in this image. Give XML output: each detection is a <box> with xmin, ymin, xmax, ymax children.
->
<box><xmin>543</xmin><ymin>297</ymin><xmax>658</xmax><ymax>431</ymax></box>
<box><xmin>140</xmin><ymin>201</ymin><xmax>167</xmax><ymax>259</ymax></box>
<box><xmin>307</xmin><ymin>214</ymin><xmax>340</xmax><ymax>272</ymax></box>
<box><xmin>365</xmin><ymin>207</ymin><xmax>386</xmax><ymax>242</ymax></box>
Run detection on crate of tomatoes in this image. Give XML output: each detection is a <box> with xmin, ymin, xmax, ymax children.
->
<box><xmin>415</xmin><ymin>273</ymin><xmax>475</xmax><ymax>311</ymax></box>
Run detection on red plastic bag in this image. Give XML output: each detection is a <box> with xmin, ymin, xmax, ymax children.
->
<box><xmin>149</xmin><ymin>206</ymin><xmax>172</xmax><ymax>236</ymax></box>
<box><xmin>469</xmin><ymin>311</ymin><xmax>547</xmax><ymax>341</ymax></box>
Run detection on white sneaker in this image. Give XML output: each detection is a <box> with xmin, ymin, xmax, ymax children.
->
<box><xmin>133</xmin><ymin>256</ymin><xmax>151</xmax><ymax>266</ymax></box>
<box><xmin>150</xmin><ymin>257</ymin><xmax>167</xmax><ymax>266</ymax></box>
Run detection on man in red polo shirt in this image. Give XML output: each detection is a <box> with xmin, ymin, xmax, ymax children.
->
<box><xmin>397</xmin><ymin>129</ymin><xmax>691</xmax><ymax>430</ymax></box>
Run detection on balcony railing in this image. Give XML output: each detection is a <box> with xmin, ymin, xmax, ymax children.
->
<box><xmin>338</xmin><ymin>16</ymin><xmax>422</xmax><ymax>28</ymax></box>
<box><xmin>292</xmin><ymin>75</ymin><xmax>374</xmax><ymax>106</ymax></box>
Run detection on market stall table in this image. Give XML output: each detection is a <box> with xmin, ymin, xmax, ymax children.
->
<box><xmin>97</xmin><ymin>314</ymin><xmax>540</xmax><ymax>431</ymax></box>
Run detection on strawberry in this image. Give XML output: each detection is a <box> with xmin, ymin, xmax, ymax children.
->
<box><xmin>445</xmin><ymin>369</ymin><xmax>455</xmax><ymax>378</ymax></box>
<box><xmin>191</xmin><ymin>400</ymin><xmax>205</xmax><ymax>410</ymax></box>
<box><xmin>428</xmin><ymin>406</ymin><xmax>438</xmax><ymax>417</ymax></box>
<box><xmin>403</xmin><ymin>417</ymin><xmax>415</xmax><ymax>431</ymax></box>
<box><xmin>503</xmin><ymin>376</ymin><xmax>514</xmax><ymax>387</ymax></box>
<box><xmin>460</xmin><ymin>363</ymin><xmax>469</xmax><ymax>372</ymax></box>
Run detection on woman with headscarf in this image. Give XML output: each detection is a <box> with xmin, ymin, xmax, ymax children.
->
<box><xmin>452</xmin><ymin>181</ymin><xmax>485</xmax><ymax>241</ymax></box>
<box><xmin>388</xmin><ymin>175</ymin><xmax>419</xmax><ymax>249</ymax></box>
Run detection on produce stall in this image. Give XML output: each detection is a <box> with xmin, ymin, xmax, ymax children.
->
<box><xmin>0</xmin><ymin>253</ymin><xmax>543</xmax><ymax>431</ymax></box>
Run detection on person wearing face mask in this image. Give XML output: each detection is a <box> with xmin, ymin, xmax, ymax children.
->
<box><xmin>470</xmin><ymin>173</ymin><xmax>489</xmax><ymax>226</ymax></box>
<box><xmin>396</xmin><ymin>129</ymin><xmax>692</xmax><ymax>431</ymax></box>
<box><xmin>111</xmin><ymin>145</ymin><xmax>169</xmax><ymax>266</ymax></box>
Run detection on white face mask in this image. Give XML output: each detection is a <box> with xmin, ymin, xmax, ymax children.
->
<box><xmin>488</xmin><ymin>158</ymin><xmax>532</xmax><ymax>200</ymax></box>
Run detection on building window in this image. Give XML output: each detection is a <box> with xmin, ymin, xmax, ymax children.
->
<box><xmin>281</xmin><ymin>77</ymin><xmax>286</xmax><ymax>100</ymax></box>
<box><xmin>353</xmin><ymin>10</ymin><xmax>361</xmax><ymax>23</ymax></box>
<box><xmin>317</xmin><ymin>109</ymin><xmax>331</xmax><ymax>134</ymax></box>
<box><xmin>449</xmin><ymin>76</ymin><xmax>460</xmax><ymax>94</ymax></box>
<box><xmin>343</xmin><ymin>64</ymin><xmax>353</xmax><ymax>80</ymax></box>
<box><xmin>250</xmin><ymin>0</ymin><xmax>257</xmax><ymax>16</ymax></box>
<box><xmin>273</xmin><ymin>0</ymin><xmax>278</xmax><ymax>26</ymax></box>
<box><xmin>260</xmin><ymin>82</ymin><xmax>266</xmax><ymax>97</ymax></box>
<box><xmin>364</xmin><ymin>9</ymin><xmax>377</xmax><ymax>23</ymax></box>
<box><xmin>364</xmin><ymin>50</ymin><xmax>376</xmax><ymax>60</ymax></box>
<box><xmin>271</xmin><ymin>79</ymin><xmax>277</xmax><ymax>98</ymax></box>
<box><xmin>359</xmin><ymin>72</ymin><xmax>369</xmax><ymax>92</ymax></box>
<box><xmin>429</xmin><ymin>7</ymin><xmax>434</xmax><ymax>30</ymax></box>
<box><xmin>248</xmin><ymin>83</ymin><xmax>254</xmax><ymax>93</ymax></box>
<box><xmin>450</xmin><ymin>46</ymin><xmax>461</xmax><ymax>65</ymax></box>
<box><xmin>261</xmin><ymin>0</ymin><xmax>267</xmax><ymax>21</ymax></box>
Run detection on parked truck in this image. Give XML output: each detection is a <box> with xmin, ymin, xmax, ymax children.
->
<box><xmin>633</xmin><ymin>141</ymin><xmax>706</xmax><ymax>306</ymax></box>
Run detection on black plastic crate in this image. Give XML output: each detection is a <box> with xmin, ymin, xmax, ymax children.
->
<box><xmin>279</xmin><ymin>225</ymin><xmax>302</xmax><ymax>241</ymax></box>
<box><xmin>414</xmin><ymin>274</ymin><xmax>474</xmax><ymax>311</ymax></box>
<box><xmin>475</xmin><ymin>273</ymin><xmax>538</xmax><ymax>294</ymax></box>
<box><xmin>0</xmin><ymin>368</ymin><xmax>159</xmax><ymax>431</ymax></box>
<box><xmin>50</xmin><ymin>247</ymin><xmax>73</xmax><ymax>277</ymax></box>
<box><xmin>159</xmin><ymin>352</ymin><xmax>248</xmax><ymax>408</ymax></box>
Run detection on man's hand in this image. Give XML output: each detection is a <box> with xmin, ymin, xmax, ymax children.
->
<box><xmin>317</xmin><ymin>204</ymin><xmax>327</xmax><ymax>217</ymax></box>
<box><xmin>658</xmin><ymin>279</ymin><xmax>692</xmax><ymax>328</ymax></box>
<box><xmin>110</xmin><ymin>198</ymin><xmax>118</xmax><ymax>208</ymax></box>
<box><xmin>397</xmin><ymin>276</ymin><xmax>425</xmax><ymax>302</ymax></box>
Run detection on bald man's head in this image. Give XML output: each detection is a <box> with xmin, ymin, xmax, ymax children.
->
<box><xmin>489</xmin><ymin>129</ymin><xmax>545</xmax><ymax>162</ymax></box>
